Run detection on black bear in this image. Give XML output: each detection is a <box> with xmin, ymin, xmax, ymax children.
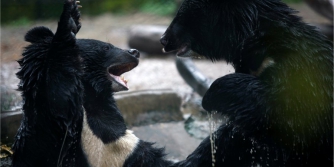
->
<box><xmin>12</xmin><ymin>1</ymin><xmax>173</xmax><ymax>166</ymax></box>
<box><xmin>12</xmin><ymin>1</ymin><xmax>83</xmax><ymax>166</ymax></box>
<box><xmin>161</xmin><ymin>0</ymin><xmax>333</xmax><ymax>166</ymax></box>
<box><xmin>77</xmin><ymin>39</ymin><xmax>173</xmax><ymax>167</ymax></box>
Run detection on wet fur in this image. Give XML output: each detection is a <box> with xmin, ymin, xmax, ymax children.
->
<box><xmin>162</xmin><ymin>0</ymin><xmax>333</xmax><ymax>166</ymax></box>
<box><xmin>12</xmin><ymin>1</ymin><xmax>83</xmax><ymax>166</ymax></box>
<box><xmin>76</xmin><ymin>38</ymin><xmax>173</xmax><ymax>167</ymax></box>
<box><xmin>12</xmin><ymin>1</ymin><xmax>173</xmax><ymax>167</ymax></box>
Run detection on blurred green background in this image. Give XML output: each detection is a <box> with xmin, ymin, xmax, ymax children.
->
<box><xmin>2</xmin><ymin>0</ymin><xmax>301</xmax><ymax>26</ymax></box>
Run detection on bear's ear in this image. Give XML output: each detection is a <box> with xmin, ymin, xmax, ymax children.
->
<box><xmin>25</xmin><ymin>26</ymin><xmax>54</xmax><ymax>44</ymax></box>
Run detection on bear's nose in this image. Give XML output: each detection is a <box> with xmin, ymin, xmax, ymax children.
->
<box><xmin>160</xmin><ymin>34</ymin><xmax>168</xmax><ymax>47</ymax></box>
<box><xmin>128</xmin><ymin>49</ymin><xmax>140</xmax><ymax>58</ymax></box>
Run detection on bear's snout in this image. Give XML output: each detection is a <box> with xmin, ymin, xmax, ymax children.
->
<box><xmin>128</xmin><ymin>49</ymin><xmax>140</xmax><ymax>59</ymax></box>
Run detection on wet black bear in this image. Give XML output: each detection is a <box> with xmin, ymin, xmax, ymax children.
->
<box><xmin>12</xmin><ymin>1</ymin><xmax>83</xmax><ymax>166</ymax></box>
<box><xmin>12</xmin><ymin>1</ymin><xmax>172</xmax><ymax>166</ymax></box>
<box><xmin>77</xmin><ymin>39</ymin><xmax>172</xmax><ymax>167</ymax></box>
<box><xmin>161</xmin><ymin>0</ymin><xmax>333</xmax><ymax>166</ymax></box>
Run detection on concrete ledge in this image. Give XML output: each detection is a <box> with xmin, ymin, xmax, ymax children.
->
<box><xmin>131</xmin><ymin>122</ymin><xmax>201</xmax><ymax>161</ymax></box>
<box><xmin>1</xmin><ymin>89</ymin><xmax>183</xmax><ymax>143</ymax></box>
<box><xmin>115</xmin><ymin>89</ymin><xmax>183</xmax><ymax>127</ymax></box>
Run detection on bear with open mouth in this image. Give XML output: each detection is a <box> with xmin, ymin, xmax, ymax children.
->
<box><xmin>12</xmin><ymin>1</ymin><xmax>173</xmax><ymax>167</ymax></box>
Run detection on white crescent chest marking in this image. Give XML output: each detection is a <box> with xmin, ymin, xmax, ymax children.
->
<box><xmin>81</xmin><ymin>112</ymin><xmax>139</xmax><ymax>167</ymax></box>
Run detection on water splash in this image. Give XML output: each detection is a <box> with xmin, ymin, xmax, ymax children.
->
<box><xmin>208</xmin><ymin>111</ymin><xmax>218</xmax><ymax>167</ymax></box>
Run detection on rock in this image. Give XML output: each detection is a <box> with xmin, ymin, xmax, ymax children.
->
<box><xmin>303</xmin><ymin>0</ymin><xmax>333</xmax><ymax>40</ymax></box>
<box><xmin>1</xmin><ymin>110</ymin><xmax>22</xmax><ymax>144</ymax></box>
<box><xmin>175</xmin><ymin>58</ymin><xmax>212</xmax><ymax>97</ymax></box>
<box><xmin>115</xmin><ymin>89</ymin><xmax>184</xmax><ymax>127</ymax></box>
<box><xmin>304</xmin><ymin>0</ymin><xmax>333</xmax><ymax>21</ymax></box>
<box><xmin>128</xmin><ymin>25</ymin><xmax>169</xmax><ymax>55</ymax></box>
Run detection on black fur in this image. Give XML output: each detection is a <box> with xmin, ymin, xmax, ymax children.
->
<box><xmin>12</xmin><ymin>1</ymin><xmax>83</xmax><ymax>166</ymax></box>
<box><xmin>162</xmin><ymin>0</ymin><xmax>333</xmax><ymax>166</ymax></box>
<box><xmin>124</xmin><ymin>140</ymin><xmax>173</xmax><ymax>167</ymax></box>
<box><xmin>77</xmin><ymin>39</ymin><xmax>129</xmax><ymax>143</ymax></box>
<box><xmin>76</xmin><ymin>39</ymin><xmax>173</xmax><ymax>167</ymax></box>
<box><xmin>12</xmin><ymin>1</ymin><xmax>172</xmax><ymax>166</ymax></box>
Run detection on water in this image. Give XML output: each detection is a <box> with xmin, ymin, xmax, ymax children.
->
<box><xmin>184</xmin><ymin>116</ymin><xmax>211</xmax><ymax>139</ymax></box>
<box><xmin>208</xmin><ymin>111</ymin><xmax>218</xmax><ymax>167</ymax></box>
<box><xmin>184</xmin><ymin>110</ymin><xmax>226</xmax><ymax>166</ymax></box>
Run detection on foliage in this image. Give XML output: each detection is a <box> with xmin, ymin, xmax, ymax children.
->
<box><xmin>140</xmin><ymin>0</ymin><xmax>177</xmax><ymax>16</ymax></box>
<box><xmin>7</xmin><ymin>17</ymin><xmax>32</xmax><ymax>27</ymax></box>
<box><xmin>2</xmin><ymin>0</ymin><xmax>302</xmax><ymax>25</ymax></box>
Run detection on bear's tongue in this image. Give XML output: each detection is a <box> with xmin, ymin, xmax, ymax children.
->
<box><xmin>110</xmin><ymin>74</ymin><xmax>128</xmax><ymax>88</ymax></box>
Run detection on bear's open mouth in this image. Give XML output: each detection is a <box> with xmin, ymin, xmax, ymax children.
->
<box><xmin>176</xmin><ymin>45</ymin><xmax>191</xmax><ymax>57</ymax></box>
<box><xmin>162</xmin><ymin>44</ymin><xmax>191</xmax><ymax>57</ymax></box>
<box><xmin>163</xmin><ymin>44</ymin><xmax>204</xmax><ymax>58</ymax></box>
<box><xmin>108</xmin><ymin>62</ymin><xmax>138</xmax><ymax>91</ymax></box>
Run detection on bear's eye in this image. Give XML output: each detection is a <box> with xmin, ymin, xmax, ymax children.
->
<box><xmin>103</xmin><ymin>46</ymin><xmax>109</xmax><ymax>51</ymax></box>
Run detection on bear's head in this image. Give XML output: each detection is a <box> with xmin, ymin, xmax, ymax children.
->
<box><xmin>77</xmin><ymin>39</ymin><xmax>139</xmax><ymax>94</ymax></box>
<box><xmin>160</xmin><ymin>0</ymin><xmax>291</xmax><ymax>62</ymax></box>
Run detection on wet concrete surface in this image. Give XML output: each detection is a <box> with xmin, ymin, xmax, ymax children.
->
<box><xmin>131</xmin><ymin>122</ymin><xmax>202</xmax><ymax>161</ymax></box>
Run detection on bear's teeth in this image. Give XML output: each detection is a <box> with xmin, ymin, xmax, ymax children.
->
<box><xmin>121</xmin><ymin>76</ymin><xmax>128</xmax><ymax>84</ymax></box>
